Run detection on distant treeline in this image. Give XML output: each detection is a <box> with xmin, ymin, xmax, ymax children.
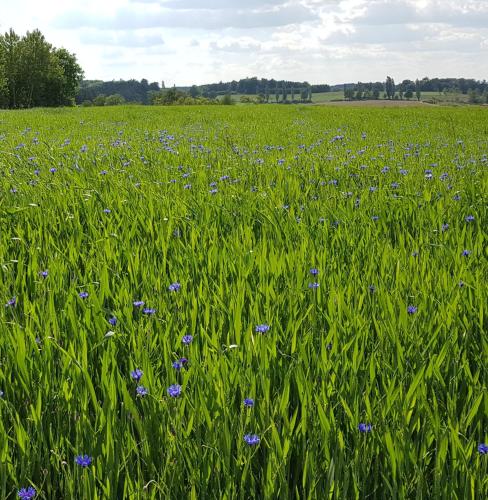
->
<box><xmin>0</xmin><ymin>29</ymin><xmax>83</xmax><ymax>109</ymax></box>
<box><xmin>76</xmin><ymin>79</ymin><xmax>161</xmax><ymax>105</ymax></box>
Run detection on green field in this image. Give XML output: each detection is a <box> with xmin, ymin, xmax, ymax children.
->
<box><xmin>0</xmin><ymin>105</ymin><xmax>487</xmax><ymax>499</ymax></box>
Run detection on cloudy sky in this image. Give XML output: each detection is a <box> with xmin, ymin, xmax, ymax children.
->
<box><xmin>2</xmin><ymin>0</ymin><xmax>487</xmax><ymax>85</ymax></box>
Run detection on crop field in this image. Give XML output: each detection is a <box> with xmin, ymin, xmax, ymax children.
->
<box><xmin>0</xmin><ymin>105</ymin><xmax>487</xmax><ymax>499</ymax></box>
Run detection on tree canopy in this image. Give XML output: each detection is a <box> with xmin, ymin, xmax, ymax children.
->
<box><xmin>0</xmin><ymin>28</ymin><xmax>84</xmax><ymax>109</ymax></box>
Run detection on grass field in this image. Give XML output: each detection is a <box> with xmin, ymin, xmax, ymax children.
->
<box><xmin>0</xmin><ymin>105</ymin><xmax>487</xmax><ymax>499</ymax></box>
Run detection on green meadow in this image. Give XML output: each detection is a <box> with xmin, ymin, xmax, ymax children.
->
<box><xmin>0</xmin><ymin>105</ymin><xmax>487</xmax><ymax>499</ymax></box>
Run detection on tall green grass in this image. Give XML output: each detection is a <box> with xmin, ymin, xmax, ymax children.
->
<box><xmin>0</xmin><ymin>105</ymin><xmax>487</xmax><ymax>498</ymax></box>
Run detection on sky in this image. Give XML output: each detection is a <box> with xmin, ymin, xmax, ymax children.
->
<box><xmin>1</xmin><ymin>0</ymin><xmax>487</xmax><ymax>86</ymax></box>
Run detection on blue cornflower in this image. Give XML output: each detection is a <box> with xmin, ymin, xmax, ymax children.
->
<box><xmin>75</xmin><ymin>455</ymin><xmax>92</xmax><ymax>467</ymax></box>
<box><xmin>368</xmin><ymin>285</ymin><xmax>375</xmax><ymax>293</ymax></box>
<box><xmin>168</xmin><ymin>282</ymin><xmax>181</xmax><ymax>292</ymax></box>
<box><xmin>209</xmin><ymin>189</ymin><xmax>218</xmax><ymax>195</ymax></box>
<box><xmin>182</xmin><ymin>335</ymin><xmax>193</xmax><ymax>345</ymax></box>
<box><xmin>310</xmin><ymin>268</ymin><xmax>319</xmax><ymax>276</ymax></box>
<box><xmin>17</xmin><ymin>486</ymin><xmax>36</xmax><ymax>499</ymax></box>
<box><xmin>371</xmin><ymin>216</ymin><xmax>379</xmax><ymax>221</ymax></box>
<box><xmin>462</xmin><ymin>249</ymin><xmax>471</xmax><ymax>257</ymax></box>
<box><xmin>143</xmin><ymin>308</ymin><xmax>156</xmax><ymax>315</ymax></box>
<box><xmin>243</xmin><ymin>434</ymin><xmax>260</xmax><ymax>445</ymax></box>
<box><xmin>308</xmin><ymin>282</ymin><xmax>319</xmax><ymax>289</ymax></box>
<box><xmin>172</xmin><ymin>361</ymin><xmax>182</xmax><ymax>370</ymax></box>
<box><xmin>465</xmin><ymin>215</ymin><xmax>475</xmax><ymax>222</ymax></box>
<box><xmin>167</xmin><ymin>384</ymin><xmax>182</xmax><ymax>397</ymax></box>
<box><xmin>103</xmin><ymin>208</ymin><xmax>111</xmax><ymax>213</ymax></box>
<box><xmin>407</xmin><ymin>305</ymin><xmax>417</xmax><ymax>315</ymax></box>
<box><xmin>40</xmin><ymin>270</ymin><xmax>48</xmax><ymax>278</ymax></box>
<box><xmin>453</xmin><ymin>194</ymin><xmax>461</xmax><ymax>201</ymax></box>
<box><xmin>358</xmin><ymin>423</ymin><xmax>372</xmax><ymax>433</ymax></box>
<box><xmin>184</xmin><ymin>184</ymin><xmax>192</xmax><ymax>189</ymax></box>
<box><xmin>100</xmin><ymin>170</ymin><xmax>107</xmax><ymax>175</ymax></box>
<box><xmin>50</xmin><ymin>167</ymin><xmax>57</xmax><ymax>173</ymax></box>
<box><xmin>130</xmin><ymin>369</ymin><xmax>143</xmax><ymax>382</ymax></box>
<box><xmin>0</xmin><ymin>390</ymin><xmax>3</xmax><ymax>398</ymax></box>
<box><xmin>108</xmin><ymin>316</ymin><xmax>117</xmax><ymax>326</ymax></box>
<box><xmin>136</xmin><ymin>385</ymin><xmax>148</xmax><ymax>397</ymax></box>
<box><xmin>255</xmin><ymin>324</ymin><xmax>270</xmax><ymax>333</ymax></box>
<box><xmin>5</xmin><ymin>297</ymin><xmax>16</xmax><ymax>307</ymax></box>
<box><xmin>78</xmin><ymin>291</ymin><xmax>89</xmax><ymax>299</ymax></box>
<box><xmin>133</xmin><ymin>300</ymin><xmax>145</xmax><ymax>307</ymax></box>
<box><xmin>179</xmin><ymin>357</ymin><xmax>188</xmax><ymax>366</ymax></box>
<box><xmin>478</xmin><ymin>443</ymin><xmax>488</xmax><ymax>455</ymax></box>
<box><xmin>441</xmin><ymin>223</ymin><xmax>449</xmax><ymax>232</ymax></box>
<box><xmin>459</xmin><ymin>280</ymin><xmax>465</xmax><ymax>288</ymax></box>
<box><xmin>243</xmin><ymin>398</ymin><xmax>254</xmax><ymax>408</ymax></box>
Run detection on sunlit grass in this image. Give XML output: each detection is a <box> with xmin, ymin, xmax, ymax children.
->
<box><xmin>0</xmin><ymin>104</ymin><xmax>487</xmax><ymax>499</ymax></box>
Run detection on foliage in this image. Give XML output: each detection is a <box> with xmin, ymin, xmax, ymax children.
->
<box><xmin>0</xmin><ymin>105</ymin><xmax>487</xmax><ymax>499</ymax></box>
<box><xmin>77</xmin><ymin>79</ymin><xmax>160</xmax><ymax>105</ymax></box>
<box><xmin>0</xmin><ymin>28</ymin><xmax>83</xmax><ymax>109</ymax></box>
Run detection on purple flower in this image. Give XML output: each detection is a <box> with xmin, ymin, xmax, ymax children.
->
<box><xmin>143</xmin><ymin>308</ymin><xmax>156</xmax><ymax>315</ymax></box>
<box><xmin>478</xmin><ymin>443</ymin><xmax>488</xmax><ymax>455</ymax></box>
<box><xmin>130</xmin><ymin>369</ymin><xmax>143</xmax><ymax>382</ymax></box>
<box><xmin>441</xmin><ymin>223</ymin><xmax>449</xmax><ymax>232</ymax></box>
<box><xmin>243</xmin><ymin>434</ymin><xmax>260</xmax><ymax>445</ymax></box>
<box><xmin>40</xmin><ymin>270</ymin><xmax>48</xmax><ymax>278</ymax></box>
<box><xmin>168</xmin><ymin>282</ymin><xmax>181</xmax><ymax>292</ymax></box>
<box><xmin>371</xmin><ymin>216</ymin><xmax>379</xmax><ymax>221</ymax></box>
<box><xmin>103</xmin><ymin>208</ymin><xmax>111</xmax><ymax>214</ymax></box>
<box><xmin>172</xmin><ymin>361</ymin><xmax>182</xmax><ymax>370</ymax></box>
<box><xmin>255</xmin><ymin>324</ymin><xmax>270</xmax><ymax>333</ymax></box>
<box><xmin>243</xmin><ymin>398</ymin><xmax>254</xmax><ymax>408</ymax></box>
<box><xmin>407</xmin><ymin>305</ymin><xmax>417</xmax><ymax>315</ymax></box>
<box><xmin>465</xmin><ymin>215</ymin><xmax>475</xmax><ymax>222</ymax></box>
<box><xmin>459</xmin><ymin>280</ymin><xmax>465</xmax><ymax>288</ymax></box>
<box><xmin>5</xmin><ymin>297</ymin><xmax>16</xmax><ymax>307</ymax></box>
<box><xmin>310</xmin><ymin>268</ymin><xmax>319</xmax><ymax>276</ymax></box>
<box><xmin>78</xmin><ymin>291</ymin><xmax>89</xmax><ymax>299</ymax></box>
<box><xmin>368</xmin><ymin>285</ymin><xmax>376</xmax><ymax>293</ymax></box>
<box><xmin>108</xmin><ymin>316</ymin><xmax>117</xmax><ymax>326</ymax></box>
<box><xmin>136</xmin><ymin>385</ymin><xmax>148</xmax><ymax>397</ymax></box>
<box><xmin>50</xmin><ymin>167</ymin><xmax>57</xmax><ymax>174</ymax></box>
<box><xmin>167</xmin><ymin>384</ymin><xmax>182</xmax><ymax>397</ymax></box>
<box><xmin>462</xmin><ymin>249</ymin><xmax>471</xmax><ymax>257</ymax></box>
<box><xmin>133</xmin><ymin>300</ymin><xmax>145</xmax><ymax>307</ymax></box>
<box><xmin>308</xmin><ymin>282</ymin><xmax>319</xmax><ymax>289</ymax></box>
<box><xmin>182</xmin><ymin>335</ymin><xmax>193</xmax><ymax>345</ymax></box>
<box><xmin>358</xmin><ymin>423</ymin><xmax>372</xmax><ymax>433</ymax></box>
<box><xmin>17</xmin><ymin>486</ymin><xmax>36</xmax><ymax>499</ymax></box>
<box><xmin>75</xmin><ymin>454</ymin><xmax>92</xmax><ymax>467</ymax></box>
<box><xmin>179</xmin><ymin>357</ymin><xmax>188</xmax><ymax>366</ymax></box>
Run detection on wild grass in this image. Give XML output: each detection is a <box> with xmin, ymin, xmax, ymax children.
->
<box><xmin>0</xmin><ymin>105</ymin><xmax>487</xmax><ymax>499</ymax></box>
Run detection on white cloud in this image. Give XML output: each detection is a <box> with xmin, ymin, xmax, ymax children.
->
<box><xmin>0</xmin><ymin>0</ymin><xmax>486</xmax><ymax>85</ymax></box>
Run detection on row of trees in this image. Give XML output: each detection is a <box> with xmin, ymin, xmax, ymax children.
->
<box><xmin>76</xmin><ymin>78</ymin><xmax>161</xmax><ymax>105</ymax></box>
<box><xmin>0</xmin><ymin>29</ymin><xmax>83</xmax><ymax>108</ymax></box>
<box><xmin>343</xmin><ymin>77</ymin><xmax>422</xmax><ymax>101</ymax></box>
<box><xmin>187</xmin><ymin>77</ymin><xmax>327</xmax><ymax>97</ymax></box>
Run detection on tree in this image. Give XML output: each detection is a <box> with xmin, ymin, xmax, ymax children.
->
<box><xmin>93</xmin><ymin>94</ymin><xmax>106</xmax><ymax>106</ymax></box>
<box><xmin>189</xmin><ymin>85</ymin><xmax>200</xmax><ymax>98</ymax></box>
<box><xmin>275</xmin><ymin>85</ymin><xmax>280</xmax><ymax>103</ymax></box>
<box><xmin>282</xmin><ymin>86</ymin><xmax>288</xmax><ymax>102</ymax></box>
<box><xmin>385</xmin><ymin>76</ymin><xmax>395</xmax><ymax>99</ymax></box>
<box><xmin>415</xmin><ymin>79</ymin><xmax>422</xmax><ymax>101</ymax></box>
<box><xmin>221</xmin><ymin>94</ymin><xmax>234</xmax><ymax>105</ymax></box>
<box><xmin>105</xmin><ymin>93</ymin><xmax>125</xmax><ymax>105</ymax></box>
<box><xmin>404</xmin><ymin>89</ymin><xmax>413</xmax><ymax>100</ymax></box>
<box><xmin>0</xmin><ymin>28</ymin><xmax>83</xmax><ymax>108</ymax></box>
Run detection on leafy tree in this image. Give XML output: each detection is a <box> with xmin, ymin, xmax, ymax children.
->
<box><xmin>415</xmin><ymin>79</ymin><xmax>422</xmax><ymax>101</ymax></box>
<box><xmin>189</xmin><ymin>85</ymin><xmax>200</xmax><ymax>98</ymax></box>
<box><xmin>221</xmin><ymin>94</ymin><xmax>234</xmax><ymax>105</ymax></box>
<box><xmin>105</xmin><ymin>93</ymin><xmax>126</xmax><ymax>106</ymax></box>
<box><xmin>282</xmin><ymin>86</ymin><xmax>288</xmax><ymax>102</ymax></box>
<box><xmin>275</xmin><ymin>86</ymin><xmax>280</xmax><ymax>103</ymax></box>
<box><xmin>93</xmin><ymin>94</ymin><xmax>106</xmax><ymax>106</ymax></box>
<box><xmin>0</xmin><ymin>28</ymin><xmax>83</xmax><ymax>108</ymax></box>
<box><xmin>385</xmin><ymin>76</ymin><xmax>395</xmax><ymax>99</ymax></box>
<box><xmin>404</xmin><ymin>89</ymin><xmax>413</xmax><ymax>99</ymax></box>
